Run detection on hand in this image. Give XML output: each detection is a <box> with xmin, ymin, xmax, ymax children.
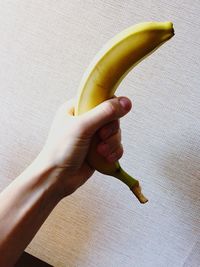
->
<box><xmin>0</xmin><ymin>96</ymin><xmax>132</xmax><ymax>267</ymax></box>
<box><xmin>38</xmin><ymin>96</ymin><xmax>132</xmax><ymax>197</ymax></box>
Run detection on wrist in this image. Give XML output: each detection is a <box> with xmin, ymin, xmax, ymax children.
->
<box><xmin>22</xmin><ymin>152</ymin><xmax>64</xmax><ymax>203</ymax></box>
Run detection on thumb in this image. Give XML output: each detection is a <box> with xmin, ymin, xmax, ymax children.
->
<box><xmin>80</xmin><ymin>97</ymin><xmax>132</xmax><ymax>135</ymax></box>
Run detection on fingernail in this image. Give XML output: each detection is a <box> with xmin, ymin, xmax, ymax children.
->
<box><xmin>119</xmin><ymin>97</ymin><xmax>131</xmax><ymax>111</ymax></box>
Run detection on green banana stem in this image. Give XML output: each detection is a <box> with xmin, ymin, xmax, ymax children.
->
<box><xmin>113</xmin><ymin>163</ymin><xmax>148</xmax><ymax>204</ymax></box>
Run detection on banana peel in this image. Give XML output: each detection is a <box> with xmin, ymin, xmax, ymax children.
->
<box><xmin>75</xmin><ymin>21</ymin><xmax>174</xmax><ymax>203</ymax></box>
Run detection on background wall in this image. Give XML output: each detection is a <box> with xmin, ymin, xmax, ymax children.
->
<box><xmin>0</xmin><ymin>1</ymin><xmax>200</xmax><ymax>266</ymax></box>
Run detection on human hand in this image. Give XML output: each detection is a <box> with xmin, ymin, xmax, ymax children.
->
<box><xmin>38</xmin><ymin>96</ymin><xmax>132</xmax><ymax>197</ymax></box>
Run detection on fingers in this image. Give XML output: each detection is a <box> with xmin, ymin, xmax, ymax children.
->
<box><xmin>57</xmin><ymin>97</ymin><xmax>132</xmax><ymax>140</ymax></box>
<box><xmin>80</xmin><ymin>97</ymin><xmax>132</xmax><ymax>135</ymax></box>
<box><xmin>98</xmin><ymin>120</ymin><xmax>120</xmax><ymax>140</ymax></box>
<box><xmin>97</xmin><ymin>128</ymin><xmax>123</xmax><ymax>163</ymax></box>
<box><xmin>106</xmin><ymin>145</ymin><xmax>123</xmax><ymax>163</ymax></box>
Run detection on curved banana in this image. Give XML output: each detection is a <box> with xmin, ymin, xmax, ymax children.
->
<box><xmin>75</xmin><ymin>21</ymin><xmax>174</xmax><ymax>203</ymax></box>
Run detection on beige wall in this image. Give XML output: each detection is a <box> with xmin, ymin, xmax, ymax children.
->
<box><xmin>0</xmin><ymin>1</ymin><xmax>200</xmax><ymax>266</ymax></box>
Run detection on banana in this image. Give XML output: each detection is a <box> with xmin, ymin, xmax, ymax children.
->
<box><xmin>75</xmin><ymin>21</ymin><xmax>174</xmax><ymax>204</ymax></box>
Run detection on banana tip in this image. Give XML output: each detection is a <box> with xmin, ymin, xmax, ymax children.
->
<box><xmin>164</xmin><ymin>21</ymin><xmax>175</xmax><ymax>37</ymax></box>
<box><xmin>169</xmin><ymin>22</ymin><xmax>175</xmax><ymax>36</ymax></box>
<box><xmin>171</xmin><ymin>25</ymin><xmax>175</xmax><ymax>36</ymax></box>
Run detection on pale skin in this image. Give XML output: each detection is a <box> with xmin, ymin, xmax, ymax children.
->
<box><xmin>0</xmin><ymin>96</ymin><xmax>132</xmax><ymax>267</ymax></box>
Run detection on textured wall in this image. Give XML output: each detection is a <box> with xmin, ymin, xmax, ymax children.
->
<box><xmin>0</xmin><ymin>1</ymin><xmax>200</xmax><ymax>266</ymax></box>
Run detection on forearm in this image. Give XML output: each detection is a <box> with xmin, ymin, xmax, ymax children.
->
<box><xmin>0</xmin><ymin>156</ymin><xmax>61</xmax><ymax>267</ymax></box>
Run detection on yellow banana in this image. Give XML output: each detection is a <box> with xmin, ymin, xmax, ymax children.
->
<box><xmin>75</xmin><ymin>21</ymin><xmax>174</xmax><ymax>204</ymax></box>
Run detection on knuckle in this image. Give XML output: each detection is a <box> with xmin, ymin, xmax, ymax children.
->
<box><xmin>116</xmin><ymin>146</ymin><xmax>123</xmax><ymax>159</ymax></box>
<box><xmin>105</xmin><ymin>131</ymin><xmax>121</xmax><ymax>152</ymax></box>
<box><xmin>99</xmin><ymin>120</ymin><xmax>120</xmax><ymax>140</ymax></box>
<box><xmin>118</xmin><ymin>129</ymin><xmax>122</xmax><ymax>141</ymax></box>
<box><xmin>118</xmin><ymin>144</ymin><xmax>123</xmax><ymax>153</ymax></box>
<box><xmin>57</xmin><ymin>100</ymin><xmax>75</xmax><ymax>116</ymax></box>
<box><xmin>119</xmin><ymin>145</ymin><xmax>124</xmax><ymax>155</ymax></box>
<box><xmin>107</xmin><ymin>145</ymin><xmax>123</xmax><ymax>162</ymax></box>
<box><xmin>113</xmin><ymin>130</ymin><xmax>121</xmax><ymax>144</ymax></box>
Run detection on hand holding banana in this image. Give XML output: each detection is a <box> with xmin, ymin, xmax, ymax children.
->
<box><xmin>75</xmin><ymin>21</ymin><xmax>174</xmax><ymax>203</ymax></box>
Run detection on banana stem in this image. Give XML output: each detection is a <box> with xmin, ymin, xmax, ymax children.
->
<box><xmin>113</xmin><ymin>164</ymin><xmax>148</xmax><ymax>204</ymax></box>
